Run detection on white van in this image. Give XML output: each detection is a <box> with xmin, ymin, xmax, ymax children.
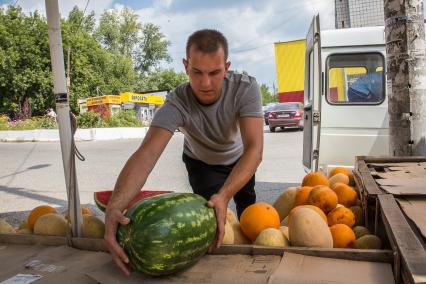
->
<box><xmin>303</xmin><ymin>15</ymin><xmax>389</xmax><ymax>173</ymax></box>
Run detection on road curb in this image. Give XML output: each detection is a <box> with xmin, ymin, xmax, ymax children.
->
<box><xmin>0</xmin><ymin>127</ymin><xmax>149</xmax><ymax>142</ymax></box>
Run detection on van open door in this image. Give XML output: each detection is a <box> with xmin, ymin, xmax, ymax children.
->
<box><xmin>303</xmin><ymin>15</ymin><xmax>322</xmax><ymax>172</ymax></box>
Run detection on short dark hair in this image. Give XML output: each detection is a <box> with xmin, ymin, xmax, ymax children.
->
<box><xmin>186</xmin><ymin>29</ymin><xmax>228</xmax><ymax>61</ymax></box>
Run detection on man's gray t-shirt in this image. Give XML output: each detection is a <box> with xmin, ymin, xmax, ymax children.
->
<box><xmin>151</xmin><ymin>71</ymin><xmax>262</xmax><ymax>165</ymax></box>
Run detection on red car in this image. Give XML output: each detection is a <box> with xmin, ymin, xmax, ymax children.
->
<box><xmin>267</xmin><ymin>102</ymin><xmax>304</xmax><ymax>132</ymax></box>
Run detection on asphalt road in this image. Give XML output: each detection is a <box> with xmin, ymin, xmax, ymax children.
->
<box><xmin>0</xmin><ymin>126</ymin><xmax>306</xmax><ymax>218</ymax></box>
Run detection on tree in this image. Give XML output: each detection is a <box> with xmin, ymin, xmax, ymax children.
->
<box><xmin>62</xmin><ymin>8</ymin><xmax>137</xmax><ymax>112</ymax></box>
<box><xmin>137</xmin><ymin>68</ymin><xmax>187</xmax><ymax>91</ymax></box>
<box><xmin>0</xmin><ymin>6</ymin><xmax>52</xmax><ymax>118</ymax></box>
<box><xmin>133</xmin><ymin>23</ymin><xmax>171</xmax><ymax>73</ymax></box>
<box><xmin>385</xmin><ymin>0</ymin><xmax>426</xmax><ymax>155</ymax></box>
<box><xmin>260</xmin><ymin>84</ymin><xmax>277</xmax><ymax>105</ymax></box>
<box><xmin>94</xmin><ymin>7</ymin><xmax>140</xmax><ymax>58</ymax></box>
<box><xmin>67</xmin><ymin>6</ymin><xmax>95</xmax><ymax>34</ymax></box>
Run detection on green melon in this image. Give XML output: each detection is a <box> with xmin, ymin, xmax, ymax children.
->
<box><xmin>352</xmin><ymin>226</ymin><xmax>370</xmax><ymax>239</ymax></box>
<box><xmin>117</xmin><ymin>193</ymin><xmax>217</xmax><ymax>276</ymax></box>
<box><xmin>354</xmin><ymin>234</ymin><xmax>382</xmax><ymax>249</ymax></box>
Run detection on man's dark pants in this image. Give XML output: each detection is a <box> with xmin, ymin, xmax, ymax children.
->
<box><xmin>182</xmin><ymin>153</ymin><xmax>256</xmax><ymax>219</ymax></box>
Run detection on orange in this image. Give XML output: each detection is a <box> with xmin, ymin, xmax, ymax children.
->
<box><xmin>240</xmin><ymin>202</ymin><xmax>280</xmax><ymax>241</ymax></box>
<box><xmin>302</xmin><ymin>172</ymin><xmax>329</xmax><ymax>187</ymax></box>
<box><xmin>308</xmin><ymin>185</ymin><xmax>338</xmax><ymax>213</ymax></box>
<box><xmin>330</xmin><ymin>224</ymin><xmax>356</xmax><ymax>248</ymax></box>
<box><xmin>332</xmin><ymin>183</ymin><xmax>358</xmax><ymax>207</ymax></box>
<box><xmin>293</xmin><ymin>186</ymin><xmax>313</xmax><ymax>207</ymax></box>
<box><xmin>327</xmin><ymin>207</ymin><xmax>356</xmax><ymax>227</ymax></box>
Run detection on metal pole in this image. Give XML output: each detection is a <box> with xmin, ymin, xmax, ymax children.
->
<box><xmin>45</xmin><ymin>0</ymin><xmax>82</xmax><ymax>237</ymax></box>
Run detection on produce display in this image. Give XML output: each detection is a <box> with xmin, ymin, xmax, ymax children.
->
<box><xmin>1</xmin><ymin>204</ymin><xmax>105</xmax><ymax>239</ymax></box>
<box><xmin>117</xmin><ymin>193</ymin><xmax>217</xmax><ymax>276</ymax></box>
<box><xmin>221</xmin><ymin>167</ymin><xmax>382</xmax><ymax>250</ymax></box>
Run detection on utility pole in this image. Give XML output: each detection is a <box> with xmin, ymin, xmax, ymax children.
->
<box><xmin>384</xmin><ymin>0</ymin><xmax>426</xmax><ymax>156</ymax></box>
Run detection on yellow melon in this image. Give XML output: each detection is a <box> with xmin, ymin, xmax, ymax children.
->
<box><xmin>288</xmin><ymin>205</ymin><xmax>328</xmax><ymax>226</ymax></box>
<box><xmin>288</xmin><ymin>208</ymin><xmax>333</xmax><ymax>248</ymax></box>
<box><xmin>222</xmin><ymin>221</ymin><xmax>234</xmax><ymax>245</ymax></box>
<box><xmin>329</xmin><ymin>173</ymin><xmax>349</xmax><ymax>189</ymax></box>
<box><xmin>28</xmin><ymin>205</ymin><xmax>57</xmax><ymax>231</ymax></box>
<box><xmin>255</xmin><ymin>228</ymin><xmax>289</xmax><ymax>247</ymax></box>
<box><xmin>34</xmin><ymin>213</ymin><xmax>68</xmax><ymax>236</ymax></box>
<box><xmin>82</xmin><ymin>215</ymin><xmax>105</xmax><ymax>239</ymax></box>
<box><xmin>226</xmin><ymin>208</ymin><xmax>238</xmax><ymax>224</ymax></box>
<box><xmin>64</xmin><ymin>207</ymin><xmax>91</xmax><ymax>222</ymax></box>
<box><xmin>273</xmin><ymin>187</ymin><xmax>298</xmax><ymax>221</ymax></box>
<box><xmin>232</xmin><ymin>223</ymin><xmax>251</xmax><ymax>244</ymax></box>
<box><xmin>329</xmin><ymin>167</ymin><xmax>355</xmax><ymax>185</ymax></box>
<box><xmin>279</xmin><ymin>226</ymin><xmax>289</xmax><ymax>240</ymax></box>
<box><xmin>0</xmin><ymin>218</ymin><xmax>15</xmax><ymax>234</ymax></box>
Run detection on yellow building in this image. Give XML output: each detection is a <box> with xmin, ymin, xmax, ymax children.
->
<box><xmin>79</xmin><ymin>91</ymin><xmax>167</xmax><ymax>120</ymax></box>
<box><xmin>274</xmin><ymin>40</ymin><xmax>305</xmax><ymax>103</ymax></box>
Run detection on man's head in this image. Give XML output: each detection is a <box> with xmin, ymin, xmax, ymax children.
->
<box><xmin>183</xmin><ymin>29</ymin><xmax>231</xmax><ymax>105</ymax></box>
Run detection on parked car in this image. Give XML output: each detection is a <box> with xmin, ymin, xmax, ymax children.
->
<box><xmin>267</xmin><ymin>102</ymin><xmax>304</xmax><ymax>132</ymax></box>
<box><xmin>263</xmin><ymin>103</ymin><xmax>277</xmax><ymax>125</ymax></box>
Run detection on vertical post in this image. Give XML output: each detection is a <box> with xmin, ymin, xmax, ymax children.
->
<box><xmin>45</xmin><ymin>0</ymin><xmax>82</xmax><ymax>237</ymax></box>
<box><xmin>385</xmin><ymin>0</ymin><xmax>426</xmax><ymax>156</ymax></box>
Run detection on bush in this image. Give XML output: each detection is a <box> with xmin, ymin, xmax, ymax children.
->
<box><xmin>0</xmin><ymin>115</ymin><xmax>57</xmax><ymax>130</ymax></box>
<box><xmin>102</xmin><ymin>110</ymin><xmax>141</xmax><ymax>128</ymax></box>
<box><xmin>76</xmin><ymin>111</ymin><xmax>103</xmax><ymax>129</ymax></box>
<box><xmin>0</xmin><ymin>110</ymin><xmax>146</xmax><ymax>130</ymax></box>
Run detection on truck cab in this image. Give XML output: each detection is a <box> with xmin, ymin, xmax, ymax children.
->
<box><xmin>303</xmin><ymin>15</ymin><xmax>389</xmax><ymax>173</ymax></box>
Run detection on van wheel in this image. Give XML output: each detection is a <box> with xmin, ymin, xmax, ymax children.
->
<box><xmin>269</xmin><ymin>127</ymin><xmax>276</xmax><ymax>132</ymax></box>
<box><xmin>299</xmin><ymin>126</ymin><xmax>304</xmax><ymax>131</ymax></box>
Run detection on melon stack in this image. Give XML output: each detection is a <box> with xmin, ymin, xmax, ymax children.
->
<box><xmin>1</xmin><ymin>205</ymin><xmax>106</xmax><ymax>239</ymax></box>
<box><xmin>235</xmin><ymin>167</ymin><xmax>382</xmax><ymax>250</ymax></box>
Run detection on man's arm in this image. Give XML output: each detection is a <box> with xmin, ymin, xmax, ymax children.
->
<box><xmin>104</xmin><ymin>126</ymin><xmax>173</xmax><ymax>275</ymax></box>
<box><xmin>208</xmin><ymin>116</ymin><xmax>264</xmax><ymax>248</ymax></box>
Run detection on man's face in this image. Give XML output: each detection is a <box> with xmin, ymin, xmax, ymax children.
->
<box><xmin>183</xmin><ymin>46</ymin><xmax>230</xmax><ymax>105</ymax></box>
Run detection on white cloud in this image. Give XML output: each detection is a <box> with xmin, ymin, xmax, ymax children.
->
<box><xmin>7</xmin><ymin>0</ymin><xmax>113</xmax><ymax>19</ymax></box>
<box><xmin>134</xmin><ymin>0</ymin><xmax>335</xmax><ymax>89</ymax></box>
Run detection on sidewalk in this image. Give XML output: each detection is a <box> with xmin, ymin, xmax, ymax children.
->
<box><xmin>0</xmin><ymin>127</ymin><xmax>149</xmax><ymax>142</ymax></box>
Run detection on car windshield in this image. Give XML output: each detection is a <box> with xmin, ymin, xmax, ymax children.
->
<box><xmin>272</xmin><ymin>103</ymin><xmax>300</xmax><ymax>111</ymax></box>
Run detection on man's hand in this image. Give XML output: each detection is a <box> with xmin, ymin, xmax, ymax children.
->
<box><xmin>104</xmin><ymin>208</ymin><xmax>131</xmax><ymax>276</ymax></box>
<box><xmin>207</xmin><ymin>193</ymin><xmax>229</xmax><ymax>250</ymax></box>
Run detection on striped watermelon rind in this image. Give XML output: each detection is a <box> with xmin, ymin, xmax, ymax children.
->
<box><xmin>117</xmin><ymin>193</ymin><xmax>217</xmax><ymax>276</ymax></box>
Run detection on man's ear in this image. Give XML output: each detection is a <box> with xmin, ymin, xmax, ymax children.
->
<box><xmin>182</xmin><ymin>58</ymin><xmax>189</xmax><ymax>74</ymax></box>
<box><xmin>225</xmin><ymin>61</ymin><xmax>231</xmax><ymax>72</ymax></box>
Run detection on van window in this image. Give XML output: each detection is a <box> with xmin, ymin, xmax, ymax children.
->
<box><xmin>326</xmin><ymin>53</ymin><xmax>385</xmax><ymax>105</ymax></box>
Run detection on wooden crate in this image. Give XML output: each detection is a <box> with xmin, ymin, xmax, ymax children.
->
<box><xmin>354</xmin><ymin>156</ymin><xmax>426</xmax><ymax>284</ymax></box>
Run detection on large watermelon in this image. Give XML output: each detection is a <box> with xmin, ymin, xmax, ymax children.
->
<box><xmin>94</xmin><ymin>190</ymin><xmax>172</xmax><ymax>212</ymax></box>
<box><xmin>117</xmin><ymin>193</ymin><xmax>217</xmax><ymax>276</ymax></box>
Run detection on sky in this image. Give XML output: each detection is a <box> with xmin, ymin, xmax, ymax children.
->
<box><xmin>0</xmin><ymin>0</ymin><xmax>379</xmax><ymax>90</ymax></box>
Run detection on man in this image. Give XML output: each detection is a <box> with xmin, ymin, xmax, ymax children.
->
<box><xmin>104</xmin><ymin>29</ymin><xmax>263</xmax><ymax>275</ymax></box>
